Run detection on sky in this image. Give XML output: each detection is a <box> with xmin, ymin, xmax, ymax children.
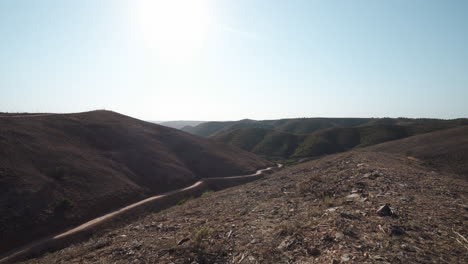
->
<box><xmin>1</xmin><ymin>0</ymin><xmax>467</xmax><ymax>121</ymax></box>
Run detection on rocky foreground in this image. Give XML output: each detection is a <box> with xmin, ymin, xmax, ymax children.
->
<box><xmin>21</xmin><ymin>151</ymin><xmax>467</xmax><ymax>264</ymax></box>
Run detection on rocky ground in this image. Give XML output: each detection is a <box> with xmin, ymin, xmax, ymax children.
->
<box><xmin>20</xmin><ymin>151</ymin><xmax>467</xmax><ymax>264</ymax></box>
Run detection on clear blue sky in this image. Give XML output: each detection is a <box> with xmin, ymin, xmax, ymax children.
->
<box><xmin>1</xmin><ymin>0</ymin><xmax>467</xmax><ymax>120</ymax></box>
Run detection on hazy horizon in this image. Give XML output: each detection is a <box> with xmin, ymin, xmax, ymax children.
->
<box><xmin>1</xmin><ymin>0</ymin><xmax>467</xmax><ymax>121</ymax></box>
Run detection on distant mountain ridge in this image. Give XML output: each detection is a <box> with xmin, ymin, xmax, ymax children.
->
<box><xmin>181</xmin><ymin>118</ymin><xmax>375</xmax><ymax>137</ymax></box>
<box><xmin>157</xmin><ymin>120</ymin><xmax>205</xmax><ymax>129</ymax></box>
<box><xmin>182</xmin><ymin>117</ymin><xmax>468</xmax><ymax>159</ymax></box>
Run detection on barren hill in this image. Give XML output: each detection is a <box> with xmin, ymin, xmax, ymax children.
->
<box><xmin>15</xmin><ymin>123</ymin><xmax>468</xmax><ymax>264</ymax></box>
<box><xmin>367</xmin><ymin>125</ymin><xmax>468</xmax><ymax>178</ymax></box>
<box><xmin>0</xmin><ymin>110</ymin><xmax>271</xmax><ymax>254</ymax></box>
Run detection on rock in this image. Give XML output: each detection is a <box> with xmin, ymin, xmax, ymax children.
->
<box><xmin>334</xmin><ymin>232</ymin><xmax>344</xmax><ymax>240</ymax></box>
<box><xmin>326</xmin><ymin>207</ymin><xmax>340</xmax><ymax>212</ymax></box>
<box><xmin>250</xmin><ymin>238</ymin><xmax>260</xmax><ymax>244</ymax></box>
<box><xmin>346</xmin><ymin>193</ymin><xmax>360</xmax><ymax>199</ymax></box>
<box><xmin>390</xmin><ymin>225</ymin><xmax>406</xmax><ymax>236</ymax></box>
<box><xmin>131</xmin><ymin>240</ymin><xmax>142</xmax><ymax>249</ymax></box>
<box><xmin>277</xmin><ymin>237</ymin><xmax>295</xmax><ymax>250</ymax></box>
<box><xmin>400</xmin><ymin>243</ymin><xmax>415</xmax><ymax>252</ymax></box>
<box><xmin>340</xmin><ymin>212</ymin><xmax>360</xmax><ymax>220</ymax></box>
<box><xmin>341</xmin><ymin>254</ymin><xmax>351</xmax><ymax>261</ymax></box>
<box><xmin>371</xmin><ymin>255</ymin><xmax>386</xmax><ymax>261</ymax></box>
<box><xmin>323</xmin><ymin>234</ymin><xmax>334</xmax><ymax>242</ymax></box>
<box><xmin>377</xmin><ymin>204</ymin><xmax>395</xmax><ymax>217</ymax></box>
<box><xmin>307</xmin><ymin>247</ymin><xmax>321</xmax><ymax>256</ymax></box>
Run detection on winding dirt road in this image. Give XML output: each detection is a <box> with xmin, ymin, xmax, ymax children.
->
<box><xmin>0</xmin><ymin>164</ymin><xmax>282</xmax><ymax>264</ymax></box>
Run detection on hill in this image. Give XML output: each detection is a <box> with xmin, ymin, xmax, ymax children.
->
<box><xmin>16</xmin><ymin>129</ymin><xmax>468</xmax><ymax>264</ymax></box>
<box><xmin>0</xmin><ymin>111</ymin><xmax>271</xmax><ymax>254</ymax></box>
<box><xmin>157</xmin><ymin>121</ymin><xmax>205</xmax><ymax>130</ymax></box>
<box><xmin>212</xmin><ymin>121</ymin><xmax>468</xmax><ymax>159</ymax></box>
<box><xmin>181</xmin><ymin>118</ymin><xmax>374</xmax><ymax>137</ymax></box>
<box><xmin>367</xmin><ymin>125</ymin><xmax>468</xmax><ymax>178</ymax></box>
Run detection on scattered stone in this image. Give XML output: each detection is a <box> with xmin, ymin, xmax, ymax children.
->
<box><xmin>390</xmin><ymin>225</ymin><xmax>406</xmax><ymax>236</ymax></box>
<box><xmin>341</xmin><ymin>254</ymin><xmax>351</xmax><ymax>261</ymax></box>
<box><xmin>400</xmin><ymin>243</ymin><xmax>415</xmax><ymax>252</ymax></box>
<box><xmin>340</xmin><ymin>212</ymin><xmax>360</xmax><ymax>220</ymax></box>
<box><xmin>346</xmin><ymin>193</ymin><xmax>360</xmax><ymax>199</ymax></box>
<box><xmin>371</xmin><ymin>255</ymin><xmax>386</xmax><ymax>261</ymax></box>
<box><xmin>131</xmin><ymin>240</ymin><xmax>142</xmax><ymax>250</ymax></box>
<box><xmin>307</xmin><ymin>247</ymin><xmax>321</xmax><ymax>256</ymax></box>
<box><xmin>377</xmin><ymin>204</ymin><xmax>395</xmax><ymax>217</ymax></box>
<box><xmin>334</xmin><ymin>232</ymin><xmax>344</xmax><ymax>240</ymax></box>
<box><xmin>323</xmin><ymin>234</ymin><xmax>334</xmax><ymax>242</ymax></box>
<box><xmin>250</xmin><ymin>238</ymin><xmax>260</xmax><ymax>244</ymax></box>
<box><xmin>326</xmin><ymin>207</ymin><xmax>340</xmax><ymax>212</ymax></box>
<box><xmin>277</xmin><ymin>237</ymin><xmax>295</xmax><ymax>250</ymax></box>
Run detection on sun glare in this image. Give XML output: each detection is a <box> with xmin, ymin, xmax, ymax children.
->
<box><xmin>133</xmin><ymin>0</ymin><xmax>211</xmax><ymax>61</ymax></box>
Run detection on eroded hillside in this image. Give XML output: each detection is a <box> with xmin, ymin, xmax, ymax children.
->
<box><xmin>0</xmin><ymin>111</ymin><xmax>271</xmax><ymax>254</ymax></box>
<box><xmin>19</xmin><ymin>148</ymin><xmax>467</xmax><ymax>263</ymax></box>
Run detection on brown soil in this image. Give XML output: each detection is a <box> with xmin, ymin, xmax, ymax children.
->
<box><xmin>16</xmin><ymin>149</ymin><xmax>467</xmax><ymax>263</ymax></box>
<box><xmin>0</xmin><ymin>110</ymin><xmax>271</xmax><ymax>254</ymax></box>
<box><xmin>367</xmin><ymin>125</ymin><xmax>468</xmax><ymax>178</ymax></box>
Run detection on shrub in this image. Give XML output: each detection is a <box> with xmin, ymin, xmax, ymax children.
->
<box><xmin>192</xmin><ymin>225</ymin><xmax>213</xmax><ymax>250</ymax></box>
<box><xmin>201</xmin><ymin>190</ymin><xmax>214</xmax><ymax>197</ymax></box>
<box><xmin>56</xmin><ymin>198</ymin><xmax>74</xmax><ymax>211</ymax></box>
<box><xmin>177</xmin><ymin>197</ymin><xmax>194</xmax><ymax>206</ymax></box>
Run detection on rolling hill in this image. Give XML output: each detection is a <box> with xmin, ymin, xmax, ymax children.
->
<box><xmin>0</xmin><ymin>110</ymin><xmax>271</xmax><ymax>254</ymax></box>
<box><xmin>181</xmin><ymin>118</ymin><xmax>374</xmax><ymax>137</ymax></box>
<box><xmin>212</xmin><ymin>120</ymin><xmax>468</xmax><ymax>159</ymax></box>
<box><xmin>157</xmin><ymin>120</ymin><xmax>205</xmax><ymax>130</ymax></box>
<box><xmin>16</xmin><ymin>125</ymin><xmax>468</xmax><ymax>264</ymax></box>
<box><xmin>367</xmin><ymin>125</ymin><xmax>468</xmax><ymax>178</ymax></box>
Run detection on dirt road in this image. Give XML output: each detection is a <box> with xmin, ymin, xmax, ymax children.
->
<box><xmin>0</xmin><ymin>164</ymin><xmax>281</xmax><ymax>264</ymax></box>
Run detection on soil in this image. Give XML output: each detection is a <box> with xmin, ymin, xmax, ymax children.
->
<box><xmin>0</xmin><ymin>110</ymin><xmax>271</xmax><ymax>254</ymax></box>
<box><xmin>17</xmin><ymin>150</ymin><xmax>467</xmax><ymax>264</ymax></box>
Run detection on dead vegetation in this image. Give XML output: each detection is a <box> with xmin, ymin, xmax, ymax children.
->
<box><xmin>17</xmin><ymin>149</ymin><xmax>468</xmax><ymax>264</ymax></box>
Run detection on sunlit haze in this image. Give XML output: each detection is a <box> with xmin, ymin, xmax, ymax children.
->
<box><xmin>1</xmin><ymin>0</ymin><xmax>467</xmax><ymax>120</ymax></box>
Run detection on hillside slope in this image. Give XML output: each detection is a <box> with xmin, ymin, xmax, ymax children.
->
<box><xmin>18</xmin><ymin>131</ymin><xmax>468</xmax><ymax>264</ymax></box>
<box><xmin>0</xmin><ymin>111</ymin><xmax>271</xmax><ymax>254</ymax></box>
<box><xmin>157</xmin><ymin>121</ymin><xmax>205</xmax><ymax>130</ymax></box>
<box><xmin>181</xmin><ymin>118</ymin><xmax>374</xmax><ymax>137</ymax></box>
<box><xmin>367</xmin><ymin>125</ymin><xmax>468</xmax><ymax>178</ymax></box>
<box><xmin>212</xmin><ymin>122</ymin><xmax>467</xmax><ymax>159</ymax></box>
<box><xmin>181</xmin><ymin>117</ymin><xmax>468</xmax><ymax>138</ymax></box>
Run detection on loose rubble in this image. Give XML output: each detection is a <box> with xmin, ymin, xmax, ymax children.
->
<box><xmin>20</xmin><ymin>151</ymin><xmax>468</xmax><ymax>264</ymax></box>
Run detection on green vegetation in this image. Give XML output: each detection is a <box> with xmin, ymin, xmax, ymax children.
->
<box><xmin>192</xmin><ymin>225</ymin><xmax>214</xmax><ymax>250</ymax></box>
<box><xmin>201</xmin><ymin>190</ymin><xmax>214</xmax><ymax>197</ymax></box>
<box><xmin>56</xmin><ymin>198</ymin><xmax>74</xmax><ymax>211</ymax></box>
<box><xmin>177</xmin><ymin>197</ymin><xmax>194</xmax><ymax>206</ymax></box>
<box><xmin>208</xmin><ymin>118</ymin><xmax>468</xmax><ymax>159</ymax></box>
<box><xmin>182</xmin><ymin>117</ymin><xmax>374</xmax><ymax>137</ymax></box>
